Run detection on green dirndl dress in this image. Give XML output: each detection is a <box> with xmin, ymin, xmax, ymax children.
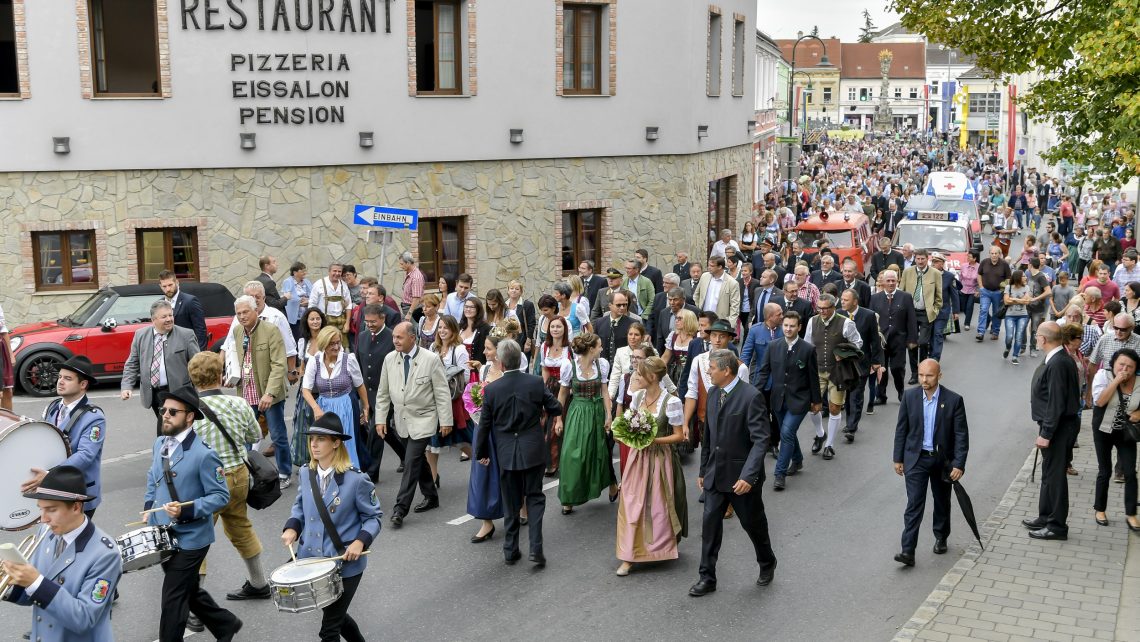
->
<box><xmin>557</xmin><ymin>357</ymin><xmax>612</xmax><ymax>506</ymax></box>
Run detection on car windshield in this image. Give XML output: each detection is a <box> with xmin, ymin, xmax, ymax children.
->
<box><xmin>795</xmin><ymin>230</ymin><xmax>854</xmax><ymax>249</ymax></box>
<box><xmin>64</xmin><ymin>292</ymin><xmax>113</xmax><ymax>327</ymax></box>
<box><xmin>103</xmin><ymin>295</ymin><xmax>161</xmax><ymax>326</ymax></box>
<box><xmin>895</xmin><ymin>224</ymin><xmax>970</xmax><ymax>253</ymax></box>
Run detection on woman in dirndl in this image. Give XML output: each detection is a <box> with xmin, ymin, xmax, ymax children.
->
<box><xmin>292</xmin><ymin>307</ymin><xmax>326</xmax><ymax>467</ymax></box>
<box><xmin>556</xmin><ymin>332</ymin><xmax>616</xmax><ymax>514</ymax></box>
<box><xmin>614</xmin><ymin>356</ymin><xmax>688</xmax><ymax>576</ymax></box>
<box><xmin>417</xmin><ymin>292</ymin><xmax>442</xmax><ymax>349</ymax></box>
<box><xmin>428</xmin><ymin>315</ymin><xmax>474</xmax><ymax>486</ymax></box>
<box><xmin>301</xmin><ymin>326</ymin><xmax>369</xmax><ymax>469</ymax></box>
<box><xmin>531</xmin><ymin>294</ymin><xmax>559</xmax><ymax>374</ymax></box>
<box><xmin>0</xmin><ymin>303</ymin><xmax>13</xmax><ymax>410</ymax></box>
<box><xmin>539</xmin><ymin>315</ymin><xmax>571</xmax><ymax>476</ymax></box>
<box><xmin>465</xmin><ymin>331</ymin><xmax>507</xmax><ymax>543</ymax></box>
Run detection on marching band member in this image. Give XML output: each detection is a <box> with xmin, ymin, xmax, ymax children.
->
<box><xmin>144</xmin><ymin>387</ymin><xmax>242</xmax><ymax>641</ymax></box>
<box><xmin>282</xmin><ymin>414</ymin><xmax>381</xmax><ymax>642</ymax></box>
<box><xmin>2</xmin><ymin>465</ymin><xmax>122</xmax><ymax>642</ymax></box>
<box><xmin>21</xmin><ymin>357</ymin><xmax>106</xmax><ymax>517</ymax></box>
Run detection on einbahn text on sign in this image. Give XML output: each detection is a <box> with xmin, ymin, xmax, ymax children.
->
<box><xmin>352</xmin><ymin>205</ymin><xmax>419</xmax><ymax>230</ymax></box>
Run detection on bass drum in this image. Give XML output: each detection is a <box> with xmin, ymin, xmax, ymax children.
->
<box><xmin>0</xmin><ymin>410</ymin><xmax>70</xmax><ymax>531</ymax></box>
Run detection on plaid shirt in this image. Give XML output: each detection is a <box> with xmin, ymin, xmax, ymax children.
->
<box><xmin>193</xmin><ymin>392</ymin><xmax>261</xmax><ymax>470</ymax></box>
<box><xmin>1088</xmin><ymin>331</ymin><xmax>1140</xmax><ymax>368</ymax></box>
<box><xmin>403</xmin><ymin>267</ymin><xmax>425</xmax><ymax>306</ymax></box>
<box><xmin>797</xmin><ymin>281</ymin><xmax>821</xmax><ymax>311</ymax></box>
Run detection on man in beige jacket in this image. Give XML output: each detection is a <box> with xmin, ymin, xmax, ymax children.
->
<box><xmin>375</xmin><ymin>321</ymin><xmax>453</xmax><ymax>528</ymax></box>
<box><xmin>693</xmin><ymin>256</ymin><xmax>742</xmax><ymax>328</ymax></box>
<box><xmin>899</xmin><ymin>249</ymin><xmax>943</xmax><ymax>382</ymax></box>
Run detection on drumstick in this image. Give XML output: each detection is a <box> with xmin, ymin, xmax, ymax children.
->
<box><xmin>123</xmin><ymin>520</ymin><xmax>148</xmax><ymax>528</ymax></box>
<box><xmin>294</xmin><ymin>551</ymin><xmax>370</xmax><ymax>566</ymax></box>
<box><xmin>286</xmin><ymin>542</ymin><xmax>296</xmax><ymax>563</ymax></box>
<box><xmin>138</xmin><ymin>501</ymin><xmax>195</xmax><ymax>516</ymax></box>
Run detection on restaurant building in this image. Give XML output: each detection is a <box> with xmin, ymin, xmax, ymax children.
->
<box><xmin>0</xmin><ymin>0</ymin><xmax>756</xmax><ymax>320</ymax></box>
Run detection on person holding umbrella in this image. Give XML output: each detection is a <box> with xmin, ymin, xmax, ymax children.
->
<box><xmin>892</xmin><ymin>359</ymin><xmax>970</xmax><ymax>567</ymax></box>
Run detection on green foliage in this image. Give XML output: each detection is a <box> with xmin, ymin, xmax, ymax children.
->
<box><xmin>859</xmin><ymin>9</ymin><xmax>875</xmax><ymax>43</ymax></box>
<box><xmin>891</xmin><ymin>0</ymin><xmax>1140</xmax><ymax>187</ymax></box>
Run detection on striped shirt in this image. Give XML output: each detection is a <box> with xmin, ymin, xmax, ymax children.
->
<box><xmin>193</xmin><ymin>391</ymin><xmax>261</xmax><ymax>470</ymax></box>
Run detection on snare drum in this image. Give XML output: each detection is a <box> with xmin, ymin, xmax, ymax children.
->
<box><xmin>117</xmin><ymin>525</ymin><xmax>178</xmax><ymax>573</ymax></box>
<box><xmin>0</xmin><ymin>410</ymin><xmax>70</xmax><ymax>531</ymax></box>
<box><xmin>269</xmin><ymin>558</ymin><xmax>343</xmax><ymax>613</ymax></box>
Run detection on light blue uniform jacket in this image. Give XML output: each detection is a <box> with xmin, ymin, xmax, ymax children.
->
<box><xmin>284</xmin><ymin>467</ymin><xmax>382</xmax><ymax>578</ymax></box>
<box><xmin>143</xmin><ymin>431</ymin><xmax>229</xmax><ymax>550</ymax></box>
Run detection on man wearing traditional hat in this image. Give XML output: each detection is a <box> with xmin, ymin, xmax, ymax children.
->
<box><xmin>21</xmin><ymin>356</ymin><xmax>105</xmax><ymax>517</ymax></box>
<box><xmin>143</xmin><ymin>387</ymin><xmax>242</xmax><ymax>641</ymax></box>
<box><xmin>1</xmin><ymin>465</ymin><xmax>122</xmax><ymax>642</ymax></box>
<box><xmin>682</xmin><ymin>320</ymin><xmax>750</xmax><ymax>452</ymax></box>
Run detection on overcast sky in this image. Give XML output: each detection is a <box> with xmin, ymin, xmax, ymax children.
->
<box><xmin>758</xmin><ymin>1</ymin><xmax>900</xmax><ymax>42</ymax></box>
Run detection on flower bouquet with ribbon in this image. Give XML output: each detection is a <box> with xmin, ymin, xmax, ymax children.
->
<box><xmin>611</xmin><ymin>407</ymin><xmax>658</xmax><ymax>450</ymax></box>
<box><xmin>462</xmin><ymin>381</ymin><xmax>484</xmax><ymax>422</ymax></box>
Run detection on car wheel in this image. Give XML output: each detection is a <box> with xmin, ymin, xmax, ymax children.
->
<box><xmin>18</xmin><ymin>351</ymin><xmax>65</xmax><ymax>397</ymax></box>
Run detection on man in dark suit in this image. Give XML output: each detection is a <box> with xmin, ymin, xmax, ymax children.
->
<box><xmin>757</xmin><ymin>311</ymin><xmax>821</xmax><ymax>491</ymax></box>
<box><xmin>680</xmin><ymin>263</ymin><xmax>704</xmax><ymax>302</ymax></box>
<box><xmin>839</xmin><ymin>259</ymin><xmax>872</xmax><ymax>309</ymax></box>
<box><xmin>594</xmin><ymin>290</ymin><xmax>635</xmax><ymax>365</ymax></box>
<box><xmin>840</xmin><ymin>288</ymin><xmax>882</xmax><ymax>442</ymax></box>
<box><xmin>756</xmin><ymin>250</ymin><xmax>787</xmax><ymax>288</ymax></box>
<box><xmin>355</xmin><ymin>304</ymin><xmax>405</xmax><ymax>482</ymax></box>
<box><xmin>892</xmin><ymin>359</ymin><xmax>969</xmax><ymax>566</ymax></box>
<box><xmin>789</xmin><ymin>240</ymin><xmax>816</xmax><ymax>271</ymax></box>
<box><xmin>158</xmin><ymin>270</ymin><xmax>208</xmax><ymax>350</ymax></box>
<box><xmin>646</xmin><ymin>274</ymin><xmax>686</xmax><ymax>342</ymax></box>
<box><xmin>577</xmin><ymin>260</ymin><xmax>606</xmax><ymax>308</ymax></box>
<box><xmin>654</xmin><ymin>287</ymin><xmax>699</xmax><ymax>355</ymax></box>
<box><xmin>737</xmin><ymin>263</ymin><xmax>763</xmax><ymax>332</ymax></box>
<box><xmin>870</xmin><ymin>269</ymin><xmax>918</xmax><ymax>408</ymax></box>
<box><xmin>750</xmin><ymin>269</ymin><xmax>781</xmax><ymax>327</ymax></box>
<box><xmin>691</xmin><ymin>349</ymin><xmax>777</xmax><ymax>597</ymax></box>
<box><xmin>636</xmin><ymin>249</ymin><xmax>665</xmax><ymax>295</ymax></box>
<box><xmin>810</xmin><ymin>254</ymin><xmax>844</xmax><ymax>291</ymax></box>
<box><xmin>777</xmin><ymin>281</ymin><xmax>813</xmax><ymax>338</ymax></box>
<box><xmin>257</xmin><ymin>255</ymin><xmax>286</xmax><ymax>312</ymax></box>
<box><xmin>672</xmin><ymin>251</ymin><xmax>695</xmax><ymax>282</ymax></box>
<box><xmin>869</xmin><ymin>237</ymin><xmax>906</xmax><ymax>284</ymax></box>
<box><xmin>476</xmin><ymin>339</ymin><xmax>563</xmax><ymax>567</ymax></box>
<box><xmin>1024</xmin><ymin>322</ymin><xmax>1080</xmax><ymax>540</ymax></box>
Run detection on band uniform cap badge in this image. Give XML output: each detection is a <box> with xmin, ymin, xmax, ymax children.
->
<box><xmin>89</xmin><ymin>425</ymin><xmax>102</xmax><ymax>442</ymax></box>
<box><xmin>215</xmin><ymin>467</ymin><xmax>225</xmax><ymax>484</ymax></box>
<box><xmin>91</xmin><ymin>579</ymin><xmax>111</xmax><ymax>603</ymax></box>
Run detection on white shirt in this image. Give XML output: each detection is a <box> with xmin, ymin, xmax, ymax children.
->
<box><xmin>166</xmin><ymin>290</ymin><xmax>180</xmax><ymax>312</ymax></box>
<box><xmin>317</xmin><ymin>464</ymin><xmax>335</xmax><ymax>491</ymax></box>
<box><xmin>310</xmin><ymin>278</ymin><xmax>354</xmax><ymax>318</ymax></box>
<box><xmin>709</xmin><ymin>240</ymin><xmax>741</xmax><ymax>259</ymax></box>
<box><xmin>559</xmin><ymin>357</ymin><xmax>610</xmax><ymax>388</ymax></box>
<box><xmin>803</xmin><ymin>313</ymin><xmax>864</xmax><ymax>349</ymax></box>
<box><xmin>702</xmin><ymin>275</ymin><xmax>726</xmax><ymax>312</ymax></box>
<box><xmin>302</xmin><ymin>351</ymin><xmax>365</xmax><ymax>389</ymax></box>
<box><xmin>684</xmin><ymin>351</ymin><xmax>750</xmax><ymax>400</ymax></box>
<box><xmin>164</xmin><ymin>427</ymin><xmax>193</xmax><ymax>457</ymax></box>
<box><xmin>222</xmin><ymin>305</ymin><xmax>297</xmax><ymax>358</ymax></box>
<box><xmin>25</xmin><ymin>518</ymin><xmax>90</xmax><ymax>595</ymax></box>
<box><xmin>47</xmin><ymin>396</ymin><xmax>85</xmax><ymax>427</ymax></box>
<box><xmin>1044</xmin><ymin>345</ymin><xmax>1064</xmax><ymax>364</ymax></box>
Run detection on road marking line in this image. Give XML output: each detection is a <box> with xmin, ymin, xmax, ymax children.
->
<box><xmin>105</xmin><ymin>449</ymin><xmax>152</xmax><ymax>465</ymax></box>
<box><xmin>445</xmin><ymin>478</ymin><xmax>562</xmax><ymax>525</ymax></box>
<box><xmin>14</xmin><ymin>392</ymin><xmax>124</xmax><ymax>404</ymax></box>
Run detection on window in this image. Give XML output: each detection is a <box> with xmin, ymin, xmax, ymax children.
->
<box><xmin>88</xmin><ymin>0</ymin><xmax>160</xmax><ymax>96</ymax></box>
<box><xmin>894</xmin><ymin>88</ymin><xmax>901</xmax><ymax>99</ymax></box>
<box><xmin>137</xmin><ymin>228</ymin><xmax>199</xmax><ymax>282</ymax></box>
<box><xmin>859</xmin><ymin>87</ymin><xmax>869</xmax><ymax>101</ymax></box>
<box><xmin>32</xmin><ymin>231</ymin><xmax>98</xmax><ymax>290</ymax></box>
<box><xmin>417</xmin><ymin>217</ymin><xmax>465</xmax><ymax>284</ymax></box>
<box><xmin>968</xmin><ymin>92</ymin><xmax>1001</xmax><ymax>114</ymax></box>
<box><xmin>822</xmin><ymin>87</ymin><xmax>831</xmax><ymax>103</ymax></box>
<box><xmin>415</xmin><ymin>0</ymin><xmax>461</xmax><ymax>94</ymax></box>
<box><xmin>847</xmin><ymin>87</ymin><xmax>855</xmax><ymax>101</ymax></box>
<box><xmin>562</xmin><ymin>210</ymin><xmax>601</xmax><ymax>272</ymax></box>
<box><xmin>731</xmin><ymin>16</ymin><xmax>745</xmax><ymax>96</ymax></box>
<box><xmin>563</xmin><ymin>4</ymin><xmax>602</xmax><ymax>95</ymax></box>
<box><xmin>708</xmin><ymin>176</ymin><xmax>735</xmax><ymax>256</ymax></box>
<box><xmin>706</xmin><ymin>10</ymin><xmax>721</xmax><ymax>96</ymax></box>
<box><xmin>909</xmin><ymin>87</ymin><xmax>918</xmax><ymax>99</ymax></box>
<box><xmin>0</xmin><ymin>0</ymin><xmax>17</xmax><ymax>95</ymax></box>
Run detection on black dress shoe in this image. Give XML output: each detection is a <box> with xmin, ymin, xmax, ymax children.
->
<box><xmin>688</xmin><ymin>580</ymin><xmax>717</xmax><ymax>597</ymax></box>
<box><xmin>186</xmin><ymin>614</ymin><xmax>205</xmax><ymax>633</ymax></box>
<box><xmin>505</xmin><ymin>551</ymin><xmax>522</xmax><ymax>565</ymax></box>
<box><xmin>843</xmin><ymin>430</ymin><xmax>855</xmax><ymax>443</ymax></box>
<box><xmin>773</xmin><ymin>475</ymin><xmax>786</xmax><ymax>491</ymax></box>
<box><xmin>1021</xmin><ymin>518</ymin><xmax>1046</xmax><ymax>530</ymax></box>
<box><xmin>1027</xmin><ymin>527</ymin><xmax>1067</xmax><ymax>540</ymax></box>
<box><xmin>933</xmin><ymin>538</ymin><xmax>948</xmax><ymax>554</ymax></box>
<box><xmin>866</xmin><ymin>405</ymin><xmax>875</xmax><ymax>415</ymax></box>
<box><xmin>218</xmin><ymin>618</ymin><xmax>243</xmax><ymax>642</ymax></box>
<box><xmin>413</xmin><ymin>498</ymin><xmax>440</xmax><ymax>513</ymax></box>
<box><xmin>1095</xmin><ymin>513</ymin><xmax>1109</xmax><ymax>526</ymax></box>
<box><xmin>390</xmin><ymin>513</ymin><xmax>404</xmax><ymax>528</ymax></box>
<box><xmin>225</xmin><ymin>580</ymin><xmax>272</xmax><ymax>601</ymax></box>
<box><xmin>811</xmin><ymin>435</ymin><xmax>824</xmax><ymax>454</ymax></box>
<box><xmin>821</xmin><ymin>446</ymin><xmax>835</xmax><ymax>460</ymax></box>
<box><xmin>756</xmin><ymin>567</ymin><xmax>775</xmax><ymax>586</ymax></box>
<box><xmin>786</xmin><ymin>461</ymin><xmax>802</xmax><ymax>476</ymax></box>
<box><xmin>875</xmin><ymin>397</ymin><xmax>888</xmax><ymax>406</ymax></box>
<box><xmin>529</xmin><ymin>553</ymin><xmax>546</xmax><ymax>568</ymax></box>
<box><xmin>471</xmin><ymin>525</ymin><xmax>496</xmax><ymax>543</ymax></box>
<box><xmin>894</xmin><ymin>552</ymin><xmax>915</xmax><ymax>567</ymax></box>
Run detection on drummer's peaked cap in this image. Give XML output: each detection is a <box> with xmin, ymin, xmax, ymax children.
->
<box><xmin>58</xmin><ymin>355</ymin><xmax>98</xmax><ymax>386</ymax></box>
<box><xmin>159</xmin><ymin>386</ymin><xmax>203</xmax><ymax>421</ymax></box>
<box><xmin>303</xmin><ymin>413</ymin><xmax>349</xmax><ymax>440</ymax></box>
<box><xmin>23</xmin><ymin>464</ymin><xmax>96</xmax><ymax>502</ymax></box>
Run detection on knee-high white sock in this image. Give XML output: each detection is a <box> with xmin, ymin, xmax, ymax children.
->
<box><xmin>825</xmin><ymin>413</ymin><xmax>842</xmax><ymax>448</ymax></box>
<box><xmin>810</xmin><ymin>411</ymin><xmax>824</xmax><ymax>438</ymax></box>
<box><xmin>245</xmin><ymin>553</ymin><xmax>267</xmax><ymax>589</ymax></box>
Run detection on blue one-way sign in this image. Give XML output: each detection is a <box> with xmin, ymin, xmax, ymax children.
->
<box><xmin>353</xmin><ymin>205</ymin><xmax>419</xmax><ymax>230</ymax></box>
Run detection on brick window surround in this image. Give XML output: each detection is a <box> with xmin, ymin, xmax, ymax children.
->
<box><xmin>1</xmin><ymin>0</ymin><xmax>30</xmax><ymax>99</ymax></box>
<box><xmin>19</xmin><ymin>221</ymin><xmax>109</xmax><ymax>294</ymax></box>
<box><xmin>125</xmin><ymin>218</ymin><xmax>210</xmax><ymax>284</ymax></box>
<box><xmin>554</xmin><ymin>0</ymin><xmax>616</xmax><ymax>97</ymax></box>
<box><xmin>75</xmin><ymin>0</ymin><xmax>172</xmax><ymax>99</ymax></box>
<box><xmin>406</xmin><ymin>0</ymin><xmax>478</xmax><ymax>97</ymax></box>
<box><xmin>411</xmin><ymin>206</ymin><xmax>477</xmax><ymax>288</ymax></box>
<box><xmin>555</xmin><ymin>199</ymin><xmax>613</xmax><ymax>273</ymax></box>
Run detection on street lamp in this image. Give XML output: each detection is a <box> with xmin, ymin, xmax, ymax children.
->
<box><xmin>939</xmin><ymin>44</ymin><xmax>956</xmax><ymax>133</ymax></box>
<box><xmin>786</xmin><ymin>31</ymin><xmax>833</xmax><ymax>140</ymax></box>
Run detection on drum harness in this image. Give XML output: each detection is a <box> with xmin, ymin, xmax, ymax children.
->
<box><xmin>47</xmin><ymin>397</ymin><xmax>102</xmax><ymax>453</ymax></box>
<box><xmin>307</xmin><ymin>470</ymin><xmax>346</xmax><ymax>556</ymax></box>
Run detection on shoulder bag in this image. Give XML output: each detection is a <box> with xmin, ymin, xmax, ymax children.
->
<box><xmin>994</xmin><ymin>286</ymin><xmax>1009</xmax><ymax>320</ymax></box>
<box><xmin>1117</xmin><ymin>387</ymin><xmax>1140</xmax><ymax>443</ymax></box>
<box><xmin>443</xmin><ymin>346</ymin><xmax>466</xmax><ymax>400</ymax></box>
<box><xmin>197</xmin><ymin>401</ymin><xmax>282</xmax><ymax>509</ymax></box>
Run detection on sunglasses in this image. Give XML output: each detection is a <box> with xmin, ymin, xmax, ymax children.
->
<box><xmin>160</xmin><ymin>407</ymin><xmax>188</xmax><ymax>416</ymax></box>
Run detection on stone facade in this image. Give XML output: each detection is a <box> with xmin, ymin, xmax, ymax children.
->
<box><xmin>0</xmin><ymin>145</ymin><xmax>751</xmax><ymax>321</ymax></box>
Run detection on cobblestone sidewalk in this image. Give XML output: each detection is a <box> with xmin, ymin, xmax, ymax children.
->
<box><xmin>894</xmin><ymin>419</ymin><xmax>1139</xmax><ymax>642</ymax></box>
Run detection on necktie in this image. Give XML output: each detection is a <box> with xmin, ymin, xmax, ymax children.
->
<box><xmin>719</xmin><ymin>389</ymin><xmax>728</xmax><ymax>410</ymax></box>
<box><xmin>164</xmin><ymin>436</ymin><xmax>178</xmax><ymax>458</ymax></box>
<box><xmin>403</xmin><ymin>354</ymin><xmax>411</xmax><ymax>382</ymax></box>
<box><xmin>320</xmin><ymin>472</ymin><xmax>330</xmax><ymax>495</ymax></box>
<box><xmin>150</xmin><ymin>333</ymin><xmax>164</xmax><ymax>387</ymax></box>
<box><xmin>758</xmin><ymin>290</ymin><xmax>768</xmax><ymax>311</ymax></box>
<box><xmin>54</xmin><ymin>537</ymin><xmax>65</xmax><ymax>560</ymax></box>
<box><xmin>55</xmin><ymin>402</ymin><xmax>66</xmax><ymax>428</ymax></box>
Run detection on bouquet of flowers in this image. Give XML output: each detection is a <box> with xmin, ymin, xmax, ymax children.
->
<box><xmin>610</xmin><ymin>407</ymin><xmax>658</xmax><ymax>451</ymax></box>
<box><xmin>462</xmin><ymin>381</ymin><xmax>484</xmax><ymax>419</ymax></box>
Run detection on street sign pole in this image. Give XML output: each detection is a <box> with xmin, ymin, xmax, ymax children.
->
<box><xmin>370</xmin><ymin>229</ymin><xmax>395</xmax><ymax>301</ymax></box>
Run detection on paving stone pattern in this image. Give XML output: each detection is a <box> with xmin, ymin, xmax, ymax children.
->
<box><xmin>894</xmin><ymin>418</ymin><xmax>1139</xmax><ymax>642</ymax></box>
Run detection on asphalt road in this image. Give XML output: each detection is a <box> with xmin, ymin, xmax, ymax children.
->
<box><xmin>0</xmin><ymin>322</ymin><xmax>1037</xmax><ymax>641</ymax></box>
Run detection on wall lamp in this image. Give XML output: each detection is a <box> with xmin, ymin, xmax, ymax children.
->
<box><xmin>645</xmin><ymin>126</ymin><xmax>659</xmax><ymax>141</ymax></box>
<box><xmin>240</xmin><ymin>133</ymin><xmax>256</xmax><ymax>150</ymax></box>
<box><xmin>53</xmin><ymin>137</ymin><xmax>70</xmax><ymax>154</ymax></box>
<box><xmin>697</xmin><ymin>125</ymin><xmax>709</xmax><ymax>139</ymax></box>
<box><xmin>747</xmin><ymin>120</ymin><xmax>757</xmax><ymax>134</ymax></box>
<box><xmin>509</xmin><ymin>129</ymin><xmax>524</xmax><ymax>144</ymax></box>
<box><xmin>359</xmin><ymin>132</ymin><xmax>374</xmax><ymax>148</ymax></box>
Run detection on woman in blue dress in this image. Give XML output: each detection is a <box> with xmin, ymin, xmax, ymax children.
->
<box><xmin>292</xmin><ymin>307</ymin><xmax>326</xmax><ymax>467</ymax></box>
<box><xmin>301</xmin><ymin>326</ymin><xmax>370</xmax><ymax>469</ymax></box>
<box><xmin>466</xmin><ymin>331</ymin><xmax>509</xmax><ymax>542</ymax></box>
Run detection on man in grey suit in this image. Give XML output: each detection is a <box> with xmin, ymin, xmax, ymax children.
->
<box><xmin>121</xmin><ymin>300</ymin><xmax>200</xmax><ymax>435</ymax></box>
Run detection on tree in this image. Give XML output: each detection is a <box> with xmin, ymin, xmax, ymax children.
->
<box><xmin>810</xmin><ymin>25</ymin><xmax>819</xmax><ymax>38</ymax></box>
<box><xmin>859</xmin><ymin>9</ymin><xmax>876</xmax><ymax>43</ymax></box>
<box><xmin>891</xmin><ymin>0</ymin><xmax>1140</xmax><ymax>188</ymax></box>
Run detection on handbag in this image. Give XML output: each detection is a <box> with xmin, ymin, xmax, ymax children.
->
<box><xmin>443</xmin><ymin>347</ymin><xmax>466</xmax><ymax>401</ymax></box>
<box><xmin>1116</xmin><ymin>388</ymin><xmax>1140</xmax><ymax>443</ymax></box>
<box><xmin>197</xmin><ymin>400</ymin><xmax>282</xmax><ymax>510</ymax></box>
<box><xmin>994</xmin><ymin>286</ymin><xmax>1009</xmax><ymax>320</ymax></box>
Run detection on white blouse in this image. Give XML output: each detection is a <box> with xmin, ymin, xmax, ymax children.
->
<box><xmin>433</xmin><ymin>344</ymin><xmax>471</xmax><ymax>379</ymax></box>
<box><xmin>540</xmin><ymin>344</ymin><xmax>570</xmax><ymax>368</ymax></box>
<box><xmin>630</xmin><ymin>387</ymin><xmax>685</xmax><ymax>426</ymax></box>
<box><xmin>559</xmin><ymin>356</ymin><xmax>610</xmax><ymax>387</ymax></box>
<box><xmin>608</xmin><ymin>345</ymin><xmax>635</xmax><ymax>400</ymax></box>
<box><xmin>302</xmin><ymin>351</ymin><xmax>364</xmax><ymax>389</ymax></box>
